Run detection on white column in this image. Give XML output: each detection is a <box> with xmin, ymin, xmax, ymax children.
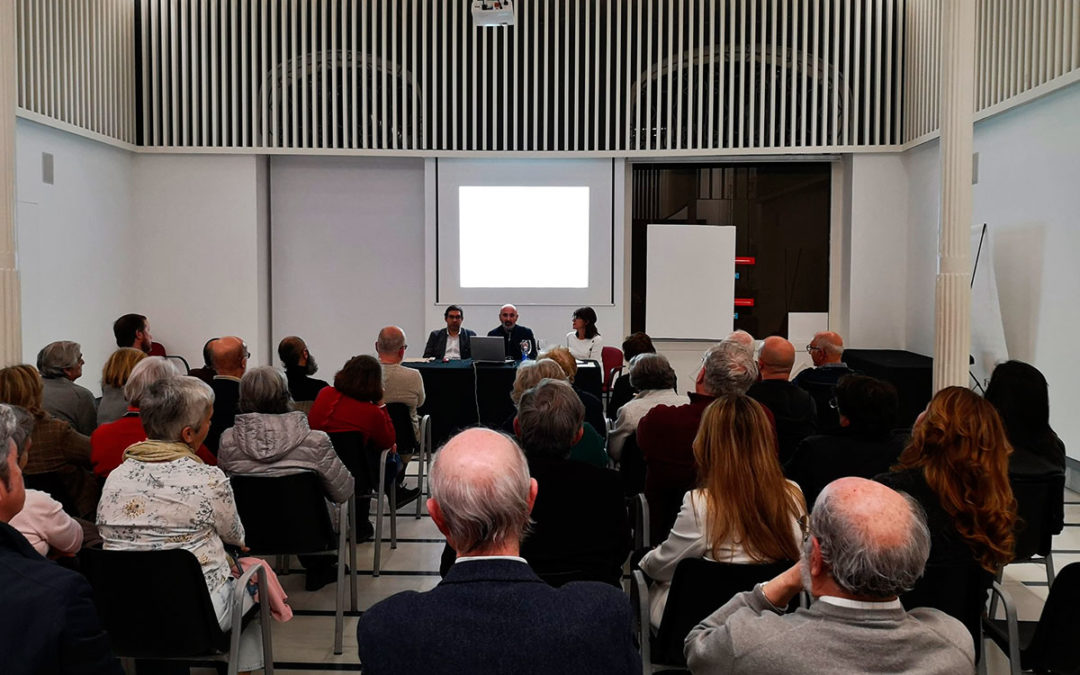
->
<box><xmin>0</xmin><ymin>0</ymin><xmax>20</xmax><ymax>366</ymax></box>
<box><xmin>933</xmin><ymin>0</ymin><xmax>976</xmax><ymax>391</ymax></box>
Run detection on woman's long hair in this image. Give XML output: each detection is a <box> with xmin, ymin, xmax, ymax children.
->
<box><xmin>895</xmin><ymin>386</ymin><xmax>1017</xmax><ymax>572</ymax></box>
<box><xmin>693</xmin><ymin>395</ymin><xmax>804</xmax><ymax>563</ymax></box>
<box><xmin>984</xmin><ymin>360</ymin><xmax>1056</xmax><ymax>448</ymax></box>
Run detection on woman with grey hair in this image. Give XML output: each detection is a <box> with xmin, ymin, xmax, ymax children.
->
<box><xmin>90</xmin><ymin>358</ymin><xmax>216</xmax><ymax>478</ymax></box>
<box><xmin>218</xmin><ymin>366</ymin><xmax>355</xmax><ymax>591</ymax></box>
<box><xmin>98</xmin><ymin>376</ymin><xmax>271</xmax><ymax>672</ymax></box>
<box><xmin>37</xmin><ymin>341</ymin><xmax>97</xmax><ymax>436</ymax></box>
<box><xmin>607</xmin><ymin>353</ymin><xmax>688</xmax><ymax>462</ymax></box>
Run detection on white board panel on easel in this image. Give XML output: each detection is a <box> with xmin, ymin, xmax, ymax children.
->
<box><xmin>645</xmin><ymin>224</ymin><xmax>736</xmax><ymax>340</ymax></box>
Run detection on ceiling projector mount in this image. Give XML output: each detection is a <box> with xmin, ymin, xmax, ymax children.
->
<box><xmin>472</xmin><ymin>1</ymin><xmax>515</xmax><ymax>27</ymax></box>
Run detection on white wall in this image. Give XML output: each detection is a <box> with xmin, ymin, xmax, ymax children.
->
<box><xmin>14</xmin><ymin>119</ymin><xmax>135</xmax><ymax>394</ymax></box>
<box><xmin>270</xmin><ymin>156</ymin><xmax>427</xmax><ymax>374</ymax></box>
<box><xmin>131</xmin><ymin>153</ymin><xmax>268</xmax><ymax>369</ymax></box>
<box><xmin>904</xmin><ymin>83</ymin><xmax>1080</xmax><ymax>459</ymax></box>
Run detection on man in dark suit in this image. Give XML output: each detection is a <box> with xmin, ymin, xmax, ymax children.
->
<box><xmin>357</xmin><ymin>427</ymin><xmax>640</xmax><ymax>674</ymax></box>
<box><xmin>0</xmin><ymin>404</ymin><xmax>123</xmax><ymax>675</ymax></box>
<box><xmin>747</xmin><ymin>336</ymin><xmax>817</xmax><ymax>465</ymax></box>
<box><xmin>487</xmin><ymin>304</ymin><xmax>536</xmax><ymax>360</ymax></box>
<box><xmin>423</xmin><ymin>305</ymin><xmax>476</xmax><ymax>360</ymax></box>
<box><xmin>205</xmin><ymin>335</ymin><xmax>247</xmax><ymax>453</ymax></box>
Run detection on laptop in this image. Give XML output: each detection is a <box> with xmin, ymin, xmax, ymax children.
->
<box><xmin>470</xmin><ymin>336</ymin><xmax>508</xmax><ymax>363</ymax></box>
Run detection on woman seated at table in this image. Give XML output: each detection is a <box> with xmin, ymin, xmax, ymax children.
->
<box><xmin>639</xmin><ymin>395</ymin><xmax>806</xmax><ymax>630</ymax></box>
<box><xmin>0</xmin><ymin>364</ymin><xmax>97</xmax><ymax>519</ymax></box>
<box><xmin>219</xmin><ymin>366</ymin><xmax>355</xmax><ymax>590</ymax></box>
<box><xmin>566</xmin><ymin>306</ymin><xmax>603</xmax><ymax>361</ymax></box>
<box><xmin>96</xmin><ymin>348</ymin><xmax>147</xmax><ymax>426</ymax></box>
<box><xmin>91</xmin><ymin>357</ymin><xmax>217</xmax><ymax>478</ymax></box>
<box><xmin>97</xmin><ymin>376</ymin><xmax>266</xmax><ymax>672</ymax></box>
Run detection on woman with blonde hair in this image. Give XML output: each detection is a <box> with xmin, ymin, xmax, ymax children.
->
<box><xmin>539</xmin><ymin>346</ymin><xmax>606</xmax><ymax>441</ymax></box>
<box><xmin>639</xmin><ymin>395</ymin><xmax>806</xmax><ymax>629</ymax></box>
<box><xmin>96</xmin><ymin>348</ymin><xmax>147</xmax><ymax>426</ymax></box>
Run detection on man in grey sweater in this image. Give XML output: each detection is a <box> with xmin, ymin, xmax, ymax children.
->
<box><xmin>684</xmin><ymin>477</ymin><xmax>975</xmax><ymax>674</ymax></box>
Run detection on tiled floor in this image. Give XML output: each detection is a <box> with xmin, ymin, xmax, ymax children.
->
<box><xmin>189</xmin><ymin>484</ymin><xmax>1079</xmax><ymax>674</ymax></box>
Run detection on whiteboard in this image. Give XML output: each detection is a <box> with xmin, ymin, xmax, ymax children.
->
<box><xmin>645</xmin><ymin>224</ymin><xmax>736</xmax><ymax>340</ymax></box>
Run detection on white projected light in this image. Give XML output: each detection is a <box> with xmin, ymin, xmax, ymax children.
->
<box><xmin>459</xmin><ymin>186</ymin><xmax>590</xmax><ymax>288</ymax></box>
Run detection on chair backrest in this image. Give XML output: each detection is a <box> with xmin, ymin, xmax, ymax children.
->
<box><xmin>230</xmin><ymin>472</ymin><xmax>337</xmax><ymax>554</ymax></box>
<box><xmin>23</xmin><ymin>471</ymin><xmax>78</xmax><ymax>516</ymax></box>
<box><xmin>902</xmin><ymin>560</ymin><xmax>992</xmax><ymax>658</ymax></box>
<box><xmin>385</xmin><ymin>402</ymin><xmax>419</xmax><ymax>453</ymax></box>
<box><xmin>327</xmin><ymin>431</ymin><xmax>381</xmax><ymax>495</ymax></box>
<box><xmin>653</xmin><ymin>557</ymin><xmax>793</xmax><ymax>665</ymax></box>
<box><xmin>619</xmin><ymin>433</ymin><xmax>646</xmax><ymax>497</ymax></box>
<box><xmin>1025</xmin><ymin>562</ymin><xmax>1080</xmax><ymax>673</ymax></box>
<box><xmin>81</xmin><ymin>547</ymin><xmax>228</xmax><ymax>657</ymax></box>
<box><xmin>165</xmin><ymin>354</ymin><xmax>190</xmax><ymax>374</ymax></box>
<box><xmin>601</xmin><ymin>346</ymin><xmax>624</xmax><ymax>392</ymax></box>
<box><xmin>1010</xmin><ymin>472</ymin><xmax>1065</xmax><ymax>560</ymax></box>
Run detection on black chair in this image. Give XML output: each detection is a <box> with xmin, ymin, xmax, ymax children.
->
<box><xmin>619</xmin><ymin>433</ymin><xmax>647</xmax><ymax>497</ymax></box>
<box><xmin>385</xmin><ymin>402</ymin><xmax>432</xmax><ymax>518</ymax></box>
<box><xmin>983</xmin><ymin>562</ymin><xmax>1080</xmax><ymax>675</ymax></box>
<box><xmin>81</xmin><ymin>547</ymin><xmax>273</xmax><ymax>675</ymax></box>
<box><xmin>24</xmin><ymin>471</ymin><xmax>79</xmax><ymax>516</ymax></box>
<box><xmin>902</xmin><ymin>560</ymin><xmax>993</xmax><ymax>662</ymax></box>
<box><xmin>1007</xmin><ymin>473</ymin><xmax>1064</xmax><ymax>584</ymax></box>
<box><xmin>327</xmin><ymin>431</ymin><xmax>397</xmax><ymax>575</ymax></box>
<box><xmin>229</xmin><ymin>472</ymin><xmax>357</xmax><ymax>655</ymax></box>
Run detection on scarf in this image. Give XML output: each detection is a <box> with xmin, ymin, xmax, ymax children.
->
<box><xmin>122</xmin><ymin>439</ymin><xmax>204</xmax><ymax>464</ymax></box>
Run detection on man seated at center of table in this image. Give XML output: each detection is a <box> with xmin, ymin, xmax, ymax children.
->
<box><xmin>487</xmin><ymin>304</ymin><xmax>536</xmax><ymax>361</ymax></box>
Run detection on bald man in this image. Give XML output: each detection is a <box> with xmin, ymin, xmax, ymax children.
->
<box><xmin>357</xmin><ymin>429</ymin><xmax>641</xmax><ymax>674</ymax></box>
<box><xmin>686</xmin><ymin>477</ymin><xmax>974</xmax><ymax>674</ymax></box>
<box><xmin>747</xmin><ymin>336</ymin><xmax>817</xmax><ymax>464</ymax></box>
<box><xmin>206</xmin><ymin>335</ymin><xmax>248</xmax><ymax>453</ymax></box>
<box><xmin>792</xmin><ymin>331</ymin><xmax>855</xmax><ymax>432</ymax></box>
<box><xmin>487</xmin><ymin>304</ymin><xmax>537</xmax><ymax>360</ymax></box>
<box><xmin>375</xmin><ymin>326</ymin><xmax>424</xmax><ymax>507</ymax></box>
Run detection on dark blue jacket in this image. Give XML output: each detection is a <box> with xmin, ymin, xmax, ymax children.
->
<box><xmin>423</xmin><ymin>328</ymin><xmax>477</xmax><ymax>360</ymax></box>
<box><xmin>0</xmin><ymin>522</ymin><xmax>122</xmax><ymax>674</ymax></box>
<box><xmin>487</xmin><ymin>325</ymin><xmax>537</xmax><ymax>360</ymax></box>
<box><xmin>357</xmin><ymin>558</ymin><xmax>641</xmax><ymax>674</ymax></box>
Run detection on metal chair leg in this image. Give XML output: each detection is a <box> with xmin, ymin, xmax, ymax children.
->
<box><xmin>348</xmin><ymin>496</ymin><xmax>357</xmax><ymax>612</ymax></box>
<box><xmin>390</xmin><ymin>480</ymin><xmax>398</xmax><ymax>549</ymax></box>
<box><xmin>374</xmin><ymin>449</ymin><xmax>389</xmax><ymax>577</ymax></box>
<box><xmin>334</xmin><ymin>502</ymin><xmax>347</xmax><ymax>655</ymax></box>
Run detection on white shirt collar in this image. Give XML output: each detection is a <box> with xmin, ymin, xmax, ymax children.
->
<box><xmin>818</xmin><ymin>595</ymin><xmax>903</xmax><ymax>610</ymax></box>
<box><xmin>454</xmin><ymin>555</ymin><xmax>528</xmax><ymax>564</ymax></box>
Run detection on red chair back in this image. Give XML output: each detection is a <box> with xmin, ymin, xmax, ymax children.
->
<box><xmin>601</xmin><ymin>346</ymin><xmax>623</xmax><ymax>393</ymax></box>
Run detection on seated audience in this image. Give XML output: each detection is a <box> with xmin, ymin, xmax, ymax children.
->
<box><xmin>96</xmin><ymin>348</ymin><xmax>147</xmax><ymax>426</ymax></box>
<box><xmin>277</xmin><ymin>335</ymin><xmax>330</xmax><ymax>407</ymax></box>
<box><xmin>487</xmin><ymin>304</ymin><xmax>536</xmax><ymax>360</ymax></box>
<box><xmin>0</xmin><ymin>404</ymin><xmax>122</xmax><ymax>674</ymax></box>
<box><xmin>504</xmin><ymin>359</ymin><xmax>607</xmax><ymax>468</ymax></box>
<box><xmin>37</xmin><ymin>341</ymin><xmax>97</xmax><ymax>436</ymax></box>
<box><xmin>97</xmin><ymin>376</ymin><xmax>267</xmax><ymax>672</ymax></box>
<box><xmin>514</xmin><ymin>379</ymin><xmax>630</xmax><ymax>586</ymax></box>
<box><xmin>358</xmin><ymin>427</ymin><xmax>639</xmax><ymax>674</ymax></box>
<box><xmin>747</xmin><ymin>336</ymin><xmax>817</xmax><ymax>463</ymax></box>
<box><xmin>188</xmin><ymin>337</ymin><xmax>219</xmax><ymax>384</ymax></box>
<box><xmin>308</xmin><ymin>355</ymin><xmax>397</xmax><ymax>538</ymax></box>
<box><xmin>640</xmin><ymin>395</ymin><xmax>805</xmax><ymax>630</ymax></box>
<box><xmin>7</xmin><ymin>406</ymin><xmax>84</xmax><ymax>558</ymax></box>
<box><xmin>540</xmin><ymin>346</ymin><xmax>606</xmax><ymax>442</ymax></box>
<box><xmin>607</xmin><ymin>331</ymin><xmax>657</xmax><ymax>419</ymax></box>
<box><xmin>607</xmin><ymin>353</ymin><xmax>687</xmax><ymax>462</ymax></box>
<box><xmin>113</xmin><ymin>313</ymin><xmax>154</xmax><ymax>354</ymax></box>
<box><xmin>724</xmin><ymin>329</ymin><xmax>757</xmax><ymax>352</ymax></box>
<box><xmin>0</xmin><ymin>365</ymin><xmax>97</xmax><ymax>519</ymax></box>
<box><xmin>685</xmin><ymin>477</ymin><xmax>974</xmax><ymax>674</ymax></box>
<box><xmin>793</xmin><ymin>331</ymin><xmax>855</xmax><ymax>431</ymax></box>
<box><xmin>91</xmin><ymin>357</ymin><xmax>216</xmax><ymax>478</ymax></box>
<box><xmin>376</xmin><ymin>326</ymin><xmax>424</xmax><ymax>506</ymax></box>
<box><xmin>984</xmin><ymin>360</ymin><xmax>1067</xmax><ymax>478</ymax></box>
<box><xmin>877</xmin><ymin>386</ymin><xmax>1016</xmax><ymax>646</ymax></box>
<box><xmin>206</xmin><ymin>335</ymin><xmax>248</xmax><ymax>453</ymax></box>
<box><xmin>423</xmin><ymin>305</ymin><xmax>475</xmax><ymax>360</ymax></box>
<box><xmin>785</xmin><ymin>375</ymin><xmax>904</xmax><ymax>510</ymax></box>
<box><xmin>218</xmin><ymin>366</ymin><xmax>355</xmax><ymax>590</ymax></box>
<box><xmin>565</xmin><ymin>306</ymin><xmax>603</xmax><ymax>361</ymax></box>
<box><xmin>637</xmin><ymin>341</ymin><xmax>758</xmax><ymax>544</ymax></box>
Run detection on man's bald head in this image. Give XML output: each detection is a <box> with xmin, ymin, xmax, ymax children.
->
<box><xmin>810</xmin><ymin>477</ymin><xmax>930</xmax><ymax>598</ymax></box>
<box><xmin>758</xmin><ymin>336</ymin><xmax>796</xmax><ymax>380</ymax></box>
<box><xmin>429</xmin><ymin>428</ymin><xmax>535</xmax><ymax>556</ymax></box>
<box><xmin>211</xmin><ymin>336</ymin><xmax>248</xmax><ymax>377</ymax></box>
<box><xmin>375</xmin><ymin>326</ymin><xmax>407</xmax><ymax>363</ymax></box>
<box><xmin>810</xmin><ymin>331</ymin><xmax>845</xmax><ymax>366</ymax></box>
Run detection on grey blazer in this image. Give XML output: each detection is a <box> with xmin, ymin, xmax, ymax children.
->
<box><xmin>685</xmin><ymin>585</ymin><xmax>975</xmax><ymax>674</ymax></box>
<box><xmin>42</xmin><ymin>376</ymin><xmax>98</xmax><ymax>436</ymax></box>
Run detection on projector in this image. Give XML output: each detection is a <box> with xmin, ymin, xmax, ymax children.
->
<box><xmin>472</xmin><ymin>0</ymin><xmax>515</xmax><ymax>27</ymax></box>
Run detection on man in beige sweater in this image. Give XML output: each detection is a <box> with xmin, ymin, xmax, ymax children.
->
<box><xmin>376</xmin><ymin>326</ymin><xmax>425</xmax><ymax>507</ymax></box>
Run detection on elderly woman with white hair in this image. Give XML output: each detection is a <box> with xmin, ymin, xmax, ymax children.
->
<box><xmin>607</xmin><ymin>353</ymin><xmax>688</xmax><ymax>462</ymax></box>
<box><xmin>91</xmin><ymin>357</ymin><xmax>217</xmax><ymax>478</ymax></box>
<box><xmin>37</xmin><ymin>341</ymin><xmax>98</xmax><ymax>436</ymax></box>
<box><xmin>218</xmin><ymin>366</ymin><xmax>354</xmax><ymax>591</ymax></box>
<box><xmin>97</xmin><ymin>376</ymin><xmax>267</xmax><ymax>672</ymax></box>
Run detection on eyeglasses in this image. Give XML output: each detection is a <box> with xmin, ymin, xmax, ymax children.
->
<box><xmin>806</xmin><ymin>345</ymin><xmax>823</xmax><ymax>353</ymax></box>
<box><xmin>798</xmin><ymin>515</ymin><xmax>811</xmax><ymax>543</ymax></box>
<box><xmin>828</xmin><ymin>397</ymin><xmax>838</xmax><ymax>410</ymax></box>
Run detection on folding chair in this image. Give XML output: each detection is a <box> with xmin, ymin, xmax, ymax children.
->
<box><xmin>327</xmin><ymin>431</ymin><xmax>398</xmax><ymax>576</ymax></box>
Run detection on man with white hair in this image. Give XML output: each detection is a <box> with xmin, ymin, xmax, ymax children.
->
<box><xmin>357</xmin><ymin>427</ymin><xmax>640</xmax><ymax>674</ymax></box>
<box><xmin>685</xmin><ymin>477</ymin><xmax>974</xmax><ymax>674</ymax></box>
<box><xmin>37</xmin><ymin>340</ymin><xmax>98</xmax><ymax>435</ymax></box>
<box><xmin>487</xmin><ymin>304</ymin><xmax>537</xmax><ymax>360</ymax></box>
<box><xmin>0</xmin><ymin>404</ymin><xmax>123</xmax><ymax>673</ymax></box>
<box><xmin>792</xmin><ymin>331</ymin><xmax>855</xmax><ymax>432</ymax></box>
<box><xmin>376</xmin><ymin>325</ymin><xmax>424</xmax><ymax>507</ymax></box>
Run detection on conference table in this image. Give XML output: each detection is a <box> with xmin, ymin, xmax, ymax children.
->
<box><xmin>404</xmin><ymin>358</ymin><xmax>602</xmax><ymax>449</ymax></box>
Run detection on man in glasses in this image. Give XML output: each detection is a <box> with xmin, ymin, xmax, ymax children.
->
<box><xmin>685</xmin><ymin>477</ymin><xmax>973</xmax><ymax>674</ymax></box>
<box><xmin>206</xmin><ymin>335</ymin><xmax>249</xmax><ymax>454</ymax></box>
<box><xmin>792</xmin><ymin>331</ymin><xmax>854</xmax><ymax>432</ymax></box>
<box><xmin>423</xmin><ymin>305</ymin><xmax>476</xmax><ymax>360</ymax></box>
